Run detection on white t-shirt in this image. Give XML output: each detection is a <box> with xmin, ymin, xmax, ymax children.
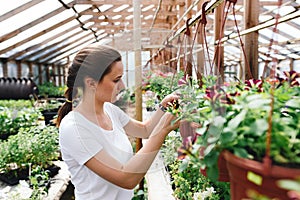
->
<box><xmin>59</xmin><ymin>102</ymin><xmax>134</xmax><ymax>200</ymax></box>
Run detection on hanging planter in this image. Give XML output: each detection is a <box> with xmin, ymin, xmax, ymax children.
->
<box><xmin>224</xmin><ymin>150</ymin><xmax>300</xmax><ymax>199</ymax></box>
<box><xmin>200</xmin><ymin>151</ymin><xmax>230</xmax><ymax>182</ymax></box>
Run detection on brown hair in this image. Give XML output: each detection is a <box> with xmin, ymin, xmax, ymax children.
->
<box><xmin>56</xmin><ymin>43</ymin><xmax>122</xmax><ymax>126</ymax></box>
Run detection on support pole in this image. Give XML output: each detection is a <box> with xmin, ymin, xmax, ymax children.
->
<box><xmin>197</xmin><ymin>1</ymin><xmax>205</xmax><ymax>77</ymax></box>
<box><xmin>133</xmin><ymin>0</ymin><xmax>142</xmax><ymax>148</ymax></box>
<box><xmin>214</xmin><ymin>1</ymin><xmax>224</xmax><ymax>80</ymax></box>
<box><xmin>2</xmin><ymin>59</ymin><xmax>8</xmax><ymax>77</ymax></box>
<box><xmin>17</xmin><ymin>61</ymin><xmax>22</xmax><ymax>78</ymax></box>
<box><xmin>133</xmin><ymin>0</ymin><xmax>143</xmax><ymax>189</ymax></box>
<box><xmin>244</xmin><ymin>0</ymin><xmax>259</xmax><ymax>80</ymax></box>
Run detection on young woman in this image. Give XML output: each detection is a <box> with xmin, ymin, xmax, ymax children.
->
<box><xmin>56</xmin><ymin>43</ymin><xmax>180</xmax><ymax>200</ymax></box>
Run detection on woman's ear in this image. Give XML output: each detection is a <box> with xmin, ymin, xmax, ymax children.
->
<box><xmin>85</xmin><ymin>77</ymin><xmax>97</xmax><ymax>89</ymax></box>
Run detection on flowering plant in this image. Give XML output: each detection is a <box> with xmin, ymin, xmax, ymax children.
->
<box><xmin>142</xmin><ymin>70</ymin><xmax>183</xmax><ymax>100</ymax></box>
<box><xmin>172</xmin><ymin>71</ymin><xmax>300</xmax><ymax>181</ymax></box>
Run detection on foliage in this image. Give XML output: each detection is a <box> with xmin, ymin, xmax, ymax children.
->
<box><xmin>28</xmin><ymin>165</ymin><xmax>50</xmax><ymax>199</ymax></box>
<box><xmin>0</xmin><ymin>107</ymin><xmax>41</xmax><ymax>136</ymax></box>
<box><xmin>0</xmin><ymin>125</ymin><xmax>59</xmax><ymax>171</ymax></box>
<box><xmin>170</xmin><ymin>71</ymin><xmax>300</xmax><ymax>181</ymax></box>
<box><xmin>143</xmin><ymin>70</ymin><xmax>184</xmax><ymax>100</ymax></box>
<box><xmin>38</xmin><ymin>99</ymin><xmax>63</xmax><ymax>112</ymax></box>
<box><xmin>0</xmin><ymin>100</ymin><xmax>34</xmax><ymax>109</ymax></box>
<box><xmin>37</xmin><ymin>82</ymin><xmax>66</xmax><ymax>97</ymax></box>
<box><xmin>162</xmin><ymin>132</ymin><xmax>230</xmax><ymax>199</ymax></box>
<box><xmin>169</xmin><ymin>160</ymin><xmax>230</xmax><ymax>200</ymax></box>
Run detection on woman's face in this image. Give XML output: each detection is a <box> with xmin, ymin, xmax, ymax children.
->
<box><xmin>95</xmin><ymin>61</ymin><xmax>125</xmax><ymax>103</ymax></box>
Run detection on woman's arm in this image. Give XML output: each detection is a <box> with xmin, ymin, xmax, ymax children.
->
<box><xmin>85</xmin><ymin>112</ymin><xmax>179</xmax><ymax>189</ymax></box>
<box><xmin>124</xmin><ymin>94</ymin><xmax>178</xmax><ymax>139</ymax></box>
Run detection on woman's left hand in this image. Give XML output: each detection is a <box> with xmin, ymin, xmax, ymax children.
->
<box><xmin>160</xmin><ymin>94</ymin><xmax>179</xmax><ymax>108</ymax></box>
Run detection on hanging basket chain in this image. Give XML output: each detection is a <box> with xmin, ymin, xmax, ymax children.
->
<box><xmin>232</xmin><ymin>3</ymin><xmax>253</xmax><ymax>79</ymax></box>
<box><xmin>211</xmin><ymin>0</ymin><xmax>231</xmax><ymax>80</ymax></box>
<box><xmin>262</xmin><ymin>0</ymin><xmax>283</xmax><ymax>79</ymax></box>
<box><xmin>201</xmin><ymin>2</ymin><xmax>213</xmax><ymax>76</ymax></box>
<box><xmin>263</xmin><ymin>0</ymin><xmax>283</xmax><ymax>175</ymax></box>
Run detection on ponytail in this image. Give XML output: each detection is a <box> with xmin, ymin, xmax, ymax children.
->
<box><xmin>56</xmin><ymin>87</ymin><xmax>78</xmax><ymax>127</ymax></box>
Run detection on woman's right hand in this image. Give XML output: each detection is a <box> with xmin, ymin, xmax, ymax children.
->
<box><xmin>152</xmin><ymin>112</ymin><xmax>180</xmax><ymax>136</ymax></box>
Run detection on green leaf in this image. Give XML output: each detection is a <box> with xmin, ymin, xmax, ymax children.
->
<box><xmin>286</xmin><ymin>98</ymin><xmax>300</xmax><ymax>108</ymax></box>
<box><xmin>220</xmin><ymin>131</ymin><xmax>236</xmax><ymax>143</ymax></box>
<box><xmin>203</xmin><ymin>143</ymin><xmax>216</xmax><ymax>156</ymax></box>
<box><xmin>234</xmin><ymin>148</ymin><xmax>249</xmax><ymax>158</ymax></box>
<box><xmin>206</xmin><ymin>164</ymin><xmax>219</xmax><ymax>181</ymax></box>
<box><xmin>277</xmin><ymin>179</ymin><xmax>300</xmax><ymax>192</ymax></box>
<box><xmin>250</xmin><ymin>119</ymin><xmax>268</xmax><ymax>136</ymax></box>
<box><xmin>228</xmin><ymin>109</ymin><xmax>247</xmax><ymax>129</ymax></box>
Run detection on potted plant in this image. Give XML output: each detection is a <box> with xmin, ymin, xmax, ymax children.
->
<box><xmin>0</xmin><ymin>125</ymin><xmax>60</xmax><ymax>185</ymax></box>
<box><xmin>39</xmin><ymin>99</ymin><xmax>63</xmax><ymax>126</ymax></box>
<box><xmin>171</xmin><ymin>75</ymin><xmax>231</xmax><ymax>182</ymax></box>
<box><xmin>0</xmin><ymin>106</ymin><xmax>41</xmax><ymax>140</ymax></box>
<box><xmin>37</xmin><ymin>82</ymin><xmax>66</xmax><ymax>99</ymax></box>
<box><xmin>171</xmin><ymin>71</ymin><xmax>300</xmax><ymax>199</ymax></box>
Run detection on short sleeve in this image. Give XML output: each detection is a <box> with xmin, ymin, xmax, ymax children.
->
<box><xmin>107</xmin><ymin>103</ymin><xmax>130</xmax><ymax>127</ymax></box>
<box><xmin>59</xmin><ymin>121</ymin><xmax>103</xmax><ymax>165</ymax></box>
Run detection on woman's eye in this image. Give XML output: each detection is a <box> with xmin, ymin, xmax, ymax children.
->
<box><xmin>114</xmin><ymin>79</ymin><xmax>120</xmax><ymax>83</ymax></box>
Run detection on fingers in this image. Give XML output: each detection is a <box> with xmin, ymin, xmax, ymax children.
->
<box><xmin>161</xmin><ymin>94</ymin><xmax>180</xmax><ymax>107</ymax></box>
<box><xmin>161</xmin><ymin>112</ymin><xmax>180</xmax><ymax>131</ymax></box>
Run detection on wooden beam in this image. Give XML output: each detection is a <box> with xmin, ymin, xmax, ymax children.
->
<box><xmin>75</xmin><ymin>0</ymin><xmax>185</xmax><ymax>6</ymax></box>
<box><xmin>82</xmin><ymin>9</ymin><xmax>177</xmax><ymax>17</ymax></box>
<box><xmin>217</xmin><ymin>10</ymin><xmax>300</xmax><ymax>43</ymax></box>
<box><xmin>36</xmin><ymin>32</ymin><xmax>92</xmax><ymax>62</ymax></box>
<box><xmin>50</xmin><ymin>36</ymin><xmax>99</xmax><ymax>64</ymax></box>
<box><xmin>0</xmin><ymin>7</ymin><xmax>93</xmax><ymax>55</ymax></box>
<box><xmin>28</xmin><ymin>62</ymin><xmax>33</xmax><ymax>78</ymax></box>
<box><xmin>38</xmin><ymin>64</ymin><xmax>42</xmax><ymax>84</ymax></box>
<box><xmin>41</xmin><ymin>35</ymin><xmax>96</xmax><ymax>64</ymax></box>
<box><xmin>167</xmin><ymin>0</ymin><xmax>225</xmax><ymax>43</ymax></box>
<box><xmin>0</xmin><ymin>0</ymin><xmax>46</xmax><ymax>22</ymax></box>
<box><xmin>0</xmin><ymin>4</ymin><xmax>74</xmax><ymax>42</ymax></box>
<box><xmin>2</xmin><ymin>59</ymin><xmax>8</xmax><ymax>77</ymax></box>
<box><xmin>17</xmin><ymin>60</ymin><xmax>22</xmax><ymax>78</ymax></box>
<box><xmin>17</xmin><ymin>19</ymin><xmax>93</xmax><ymax>60</ymax></box>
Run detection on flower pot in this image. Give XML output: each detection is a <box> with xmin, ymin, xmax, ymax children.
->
<box><xmin>0</xmin><ymin>167</ymin><xmax>29</xmax><ymax>185</ymax></box>
<box><xmin>200</xmin><ymin>151</ymin><xmax>230</xmax><ymax>182</ymax></box>
<box><xmin>0</xmin><ymin>164</ymin><xmax>60</xmax><ymax>186</ymax></box>
<box><xmin>41</xmin><ymin>109</ymin><xmax>58</xmax><ymax>125</ymax></box>
<box><xmin>223</xmin><ymin>150</ymin><xmax>300</xmax><ymax>200</ymax></box>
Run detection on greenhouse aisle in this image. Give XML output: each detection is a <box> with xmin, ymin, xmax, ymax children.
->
<box><xmin>144</xmin><ymin>151</ymin><xmax>175</xmax><ymax>200</ymax></box>
<box><xmin>143</xmin><ymin>110</ymin><xmax>175</xmax><ymax>200</ymax></box>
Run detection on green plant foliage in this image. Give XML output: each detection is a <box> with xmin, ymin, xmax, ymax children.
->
<box><xmin>0</xmin><ymin>125</ymin><xmax>59</xmax><ymax>171</ymax></box>
<box><xmin>169</xmin><ymin>71</ymin><xmax>300</xmax><ymax>181</ymax></box>
<box><xmin>29</xmin><ymin>165</ymin><xmax>50</xmax><ymax>199</ymax></box>
<box><xmin>162</xmin><ymin>133</ymin><xmax>230</xmax><ymax>199</ymax></box>
<box><xmin>0</xmin><ymin>100</ymin><xmax>34</xmax><ymax>109</ymax></box>
<box><xmin>37</xmin><ymin>82</ymin><xmax>66</xmax><ymax>97</ymax></box>
<box><xmin>0</xmin><ymin>107</ymin><xmax>41</xmax><ymax>136</ymax></box>
<box><xmin>169</xmin><ymin>160</ymin><xmax>230</xmax><ymax>200</ymax></box>
<box><xmin>143</xmin><ymin>70</ymin><xmax>184</xmax><ymax>100</ymax></box>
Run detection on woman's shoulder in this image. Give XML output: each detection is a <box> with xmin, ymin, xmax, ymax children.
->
<box><xmin>59</xmin><ymin>111</ymin><xmax>85</xmax><ymax>129</ymax></box>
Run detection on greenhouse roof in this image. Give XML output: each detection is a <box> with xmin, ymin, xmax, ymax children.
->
<box><xmin>0</xmin><ymin>0</ymin><xmax>300</xmax><ymax>66</ymax></box>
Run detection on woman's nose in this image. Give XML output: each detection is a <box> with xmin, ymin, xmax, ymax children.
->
<box><xmin>118</xmin><ymin>79</ymin><xmax>125</xmax><ymax>91</ymax></box>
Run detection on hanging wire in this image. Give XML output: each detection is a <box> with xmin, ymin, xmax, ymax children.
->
<box><xmin>262</xmin><ymin>0</ymin><xmax>283</xmax><ymax>79</ymax></box>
